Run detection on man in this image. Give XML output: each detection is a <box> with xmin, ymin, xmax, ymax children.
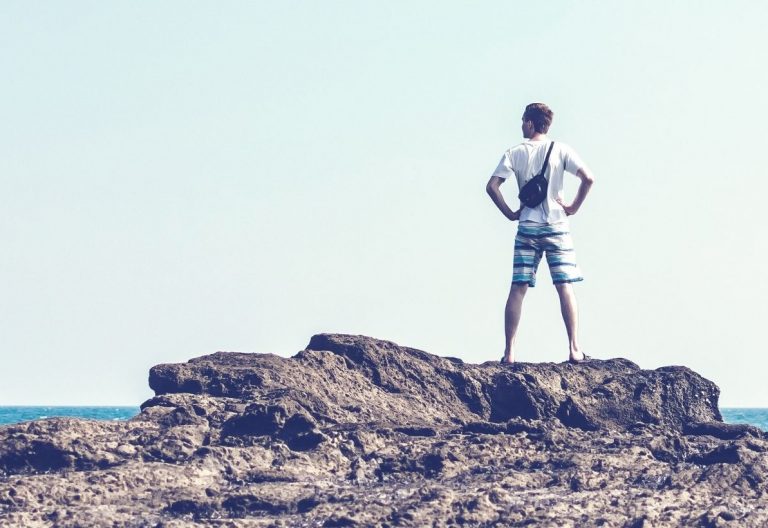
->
<box><xmin>486</xmin><ymin>103</ymin><xmax>595</xmax><ymax>364</ymax></box>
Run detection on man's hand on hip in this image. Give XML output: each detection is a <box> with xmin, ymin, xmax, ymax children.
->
<box><xmin>556</xmin><ymin>198</ymin><xmax>578</xmax><ymax>216</ymax></box>
<box><xmin>556</xmin><ymin>167</ymin><xmax>595</xmax><ymax>216</ymax></box>
<box><xmin>486</xmin><ymin>176</ymin><xmax>522</xmax><ymax>222</ymax></box>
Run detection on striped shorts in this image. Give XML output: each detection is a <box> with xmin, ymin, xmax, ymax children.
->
<box><xmin>512</xmin><ymin>222</ymin><xmax>583</xmax><ymax>287</ymax></box>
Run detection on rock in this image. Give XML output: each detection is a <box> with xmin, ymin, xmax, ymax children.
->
<box><xmin>684</xmin><ymin>421</ymin><xmax>764</xmax><ymax>440</ymax></box>
<box><xmin>221</xmin><ymin>494</ymin><xmax>290</xmax><ymax>516</ymax></box>
<box><xmin>221</xmin><ymin>403</ymin><xmax>297</xmax><ymax>437</ymax></box>
<box><xmin>0</xmin><ymin>333</ymin><xmax>765</xmax><ymax>527</ymax></box>
<box><xmin>149</xmin><ymin>334</ymin><xmax>721</xmax><ymax>432</ymax></box>
<box><xmin>648</xmin><ymin>433</ymin><xmax>689</xmax><ymax>463</ymax></box>
<box><xmin>460</xmin><ymin>421</ymin><xmax>508</xmax><ymax>435</ymax></box>
<box><xmin>219</xmin><ymin>403</ymin><xmax>326</xmax><ymax>451</ymax></box>
<box><xmin>394</xmin><ymin>426</ymin><xmax>438</xmax><ymax>437</ymax></box>
<box><xmin>164</xmin><ymin>498</ymin><xmax>216</xmax><ymax>519</ymax></box>
<box><xmin>141</xmin><ymin>424</ymin><xmax>208</xmax><ymax>463</ymax></box>
<box><xmin>688</xmin><ymin>444</ymin><xmax>743</xmax><ymax>465</ymax></box>
<box><xmin>0</xmin><ymin>418</ymin><xmax>132</xmax><ymax>474</ymax></box>
<box><xmin>700</xmin><ymin>509</ymin><xmax>740</xmax><ymax>527</ymax></box>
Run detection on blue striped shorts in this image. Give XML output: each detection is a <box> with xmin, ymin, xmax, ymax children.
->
<box><xmin>512</xmin><ymin>222</ymin><xmax>583</xmax><ymax>287</ymax></box>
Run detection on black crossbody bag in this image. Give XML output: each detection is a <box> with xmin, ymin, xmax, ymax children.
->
<box><xmin>518</xmin><ymin>141</ymin><xmax>555</xmax><ymax>208</ymax></box>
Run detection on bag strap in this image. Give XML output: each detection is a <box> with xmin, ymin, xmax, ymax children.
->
<box><xmin>538</xmin><ymin>141</ymin><xmax>555</xmax><ymax>179</ymax></box>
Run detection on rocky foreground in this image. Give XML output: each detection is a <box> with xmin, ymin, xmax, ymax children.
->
<box><xmin>1</xmin><ymin>334</ymin><xmax>767</xmax><ymax>527</ymax></box>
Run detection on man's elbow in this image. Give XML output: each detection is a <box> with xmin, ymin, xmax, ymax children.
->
<box><xmin>577</xmin><ymin>168</ymin><xmax>595</xmax><ymax>186</ymax></box>
<box><xmin>486</xmin><ymin>177</ymin><xmax>503</xmax><ymax>195</ymax></box>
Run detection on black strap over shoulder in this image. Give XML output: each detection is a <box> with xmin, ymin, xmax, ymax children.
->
<box><xmin>538</xmin><ymin>141</ymin><xmax>555</xmax><ymax>179</ymax></box>
<box><xmin>518</xmin><ymin>141</ymin><xmax>555</xmax><ymax>208</ymax></box>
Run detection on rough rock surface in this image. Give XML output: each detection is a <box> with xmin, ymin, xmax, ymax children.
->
<box><xmin>1</xmin><ymin>334</ymin><xmax>766</xmax><ymax>527</ymax></box>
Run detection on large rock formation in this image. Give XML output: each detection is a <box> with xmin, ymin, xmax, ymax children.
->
<box><xmin>1</xmin><ymin>334</ymin><xmax>766</xmax><ymax>527</ymax></box>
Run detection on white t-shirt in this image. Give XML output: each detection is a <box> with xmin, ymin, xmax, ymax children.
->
<box><xmin>491</xmin><ymin>138</ymin><xmax>587</xmax><ymax>224</ymax></box>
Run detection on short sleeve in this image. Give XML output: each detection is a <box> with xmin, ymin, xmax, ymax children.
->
<box><xmin>491</xmin><ymin>151</ymin><xmax>515</xmax><ymax>180</ymax></box>
<box><xmin>562</xmin><ymin>145</ymin><xmax>586</xmax><ymax>174</ymax></box>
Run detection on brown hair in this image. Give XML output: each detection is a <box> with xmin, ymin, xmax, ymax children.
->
<box><xmin>523</xmin><ymin>103</ymin><xmax>554</xmax><ymax>133</ymax></box>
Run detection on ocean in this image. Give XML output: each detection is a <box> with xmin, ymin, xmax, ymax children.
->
<box><xmin>0</xmin><ymin>406</ymin><xmax>766</xmax><ymax>430</ymax></box>
<box><xmin>0</xmin><ymin>406</ymin><xmax>140</xmax><ymax>425</ymax></box>
<box><xmin>720</xmin><ymin>408</ymin><xmax>768</xmax><ymax>431</ymax></box>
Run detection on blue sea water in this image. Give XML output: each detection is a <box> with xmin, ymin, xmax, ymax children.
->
<box><xmin>0</xmin><ymin>406</ymin><xmax>140</xmax><ymax>425</ymax></box>
<box><xmin>720</xmin><ymin>408</ymin><xmax>768</xmax><ymax>431</ymax></box>
<box><xmin>0</xmin><ymin>406</ymin><xmax>766</xmax><ymax>429</ymax></box>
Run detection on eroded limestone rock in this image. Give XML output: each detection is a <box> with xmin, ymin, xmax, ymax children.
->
<box><xmin>0</xmin><ymin>333</ymin><xmax>764</xmax><ymax>527</ymax></box>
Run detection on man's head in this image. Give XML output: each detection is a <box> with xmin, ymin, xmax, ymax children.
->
<box><xmin>521</xmin><ymin>103</ymin><xmax>553</xmax><ymax>138</ymax></box>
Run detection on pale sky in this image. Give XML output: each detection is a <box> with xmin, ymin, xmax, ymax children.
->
<box><xmin>2</xmin><ymin>1</ymin><xmax>767</xmax><ymax>407</ymax></box>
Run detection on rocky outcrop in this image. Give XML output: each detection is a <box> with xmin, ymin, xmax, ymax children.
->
<box><xmin>1</xmin><ymin>334</ymin><xmax>765</xmax><ymax>527</ymax></box>
<box><xmin>149</xmin><ymin>333</ymin><xmax>722</xmax><ymax>433</ymax></box>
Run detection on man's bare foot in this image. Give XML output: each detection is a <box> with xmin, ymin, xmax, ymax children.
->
<box><xmin>500</xmin><ymin>353</ymin><xmax>515</xmax><ymax>364</ymax></box>
<box><xmin>568</xmin><ymin>350</ymin><xmax>591</xmax><ymax>364</ymax></box>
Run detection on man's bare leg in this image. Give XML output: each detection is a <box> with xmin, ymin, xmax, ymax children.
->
<box><xmin>555</xmin><ymin>282</ymin><xmax>585</xmax><ymax>361</ymax></box>
<box><xmin>503</xmin><ymin>283</ymin><xmax>528</xmax><ymax>363</ymax></box>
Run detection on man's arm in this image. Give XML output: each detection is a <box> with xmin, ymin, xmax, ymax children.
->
<box><xmin>556</xmin><ymin>167</ymin><xmax>595</xmax><ymax>216</ymax></box>
<box><xmin>486</xmin><ymin>176</ymin><xmax>521</xmax><ymax>221</ymax></box>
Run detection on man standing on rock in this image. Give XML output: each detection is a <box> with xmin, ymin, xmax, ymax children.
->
<box><xmin>486</xmin><ymin>103</ymin><xmax>595</xmax><ymax>364</ymax></box>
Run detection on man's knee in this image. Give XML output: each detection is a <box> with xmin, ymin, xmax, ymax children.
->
<box><xmin>509</xmin><ymin>282</ymin><xmax>529</xmax><ymax>298</ymax></box>
<box><xmin>555</xmin><ymin>282</ymin><xmax>575</xmax><ymax>297</ymax></box>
